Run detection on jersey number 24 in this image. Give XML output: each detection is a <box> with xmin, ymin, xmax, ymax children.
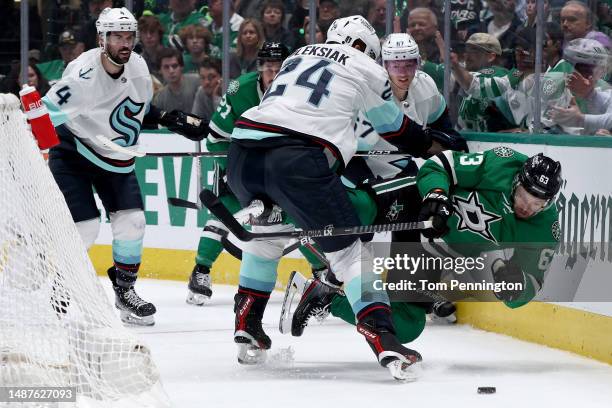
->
<box><xmin>262</xmin><ymin>57</ymin><xmax>334</xmax><ymax>107</ymax></box>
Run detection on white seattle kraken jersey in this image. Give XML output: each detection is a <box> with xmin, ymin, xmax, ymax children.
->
<box><xmin>43</xmin><ymin>48</ymin><xmax>153</xmax><ymax>173</ymax></box>
<box><xmin>353</xmin><ymin>70</ymin><xmax>445</xmax><ymax>179</ymax></box>
<box><xmin>232</xmin><ymin>43</ymin><xmax>404</xmax><ymax>166</ymax></box>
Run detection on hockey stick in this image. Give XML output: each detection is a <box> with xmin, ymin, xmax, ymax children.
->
<box><xmin>168</xmin><ymin>197</ymin><xmax>201</xmax><ymax>210</ymax></box>
<box><xmin>167</xmin><ymin>197</ymin><xmax>302</xmax><ymax>259</ymax></box>
<box><xmin>199</xmin><ymin>189</ymin><xmax>432</xmax><ymax>242</ymax></box>
<box><xmin>93</xmin><ymin>136</ymin><xmax>415</xmax><ymax>159</ymax></box>
<box><xmin>93</xmin><ymin>135</ymin><xmax>146</xmax><ymax>157</ymax></box>
<box><xmin>142</xmin><ymin>150</ymin><xmax>413</xmax><ymax>158</ymax></box>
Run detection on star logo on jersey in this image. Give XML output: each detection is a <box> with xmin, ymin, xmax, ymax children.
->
<box><xmin>386</xmin><ymin>200</ymin><xmax>404</xmax><ymax>221</ymax></box>
<box><xmin>452</xmin><ymin>192</ymin><xmax>501</xmax><ymax>242</ymax></box>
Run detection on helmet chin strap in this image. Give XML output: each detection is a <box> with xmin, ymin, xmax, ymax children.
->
<box><xmin>389</xmin><ymin>76</ymin><xmax>410</xmax><ymax>92</ymax></box>
<box><xmin>103</xmin><ymin>49</ymin><xmax>125</xmax><ymax>67</ymax></box>
<box><xmin>100</xmin><ymin>35</ymin><xmax>127</xmax><ymax>67</ymax></box>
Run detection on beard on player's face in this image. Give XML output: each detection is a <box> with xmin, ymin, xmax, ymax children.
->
<box><xmin>107</xmin><ymin>46</ymin><xmax>132</xmax><ymax>64</ymax></box>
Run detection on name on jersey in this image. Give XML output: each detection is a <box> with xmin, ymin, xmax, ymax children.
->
<box><xmin>293</xmin><ymin>46</ymin><xmax>350</xmax><ymax>65</ymax></box>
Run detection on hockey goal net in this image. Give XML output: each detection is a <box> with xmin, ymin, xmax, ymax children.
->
<box><xmin>0</xmin><ymin>93</ymin><xmax>170</xmax><ymax>407</ymax></box>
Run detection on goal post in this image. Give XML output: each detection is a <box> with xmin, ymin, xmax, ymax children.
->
<box><xmin>0</xmin><ymin>93</ymin><xmax>171</xmax><ymax>407</ymax></box>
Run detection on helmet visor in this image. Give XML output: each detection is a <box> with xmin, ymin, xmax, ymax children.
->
<box><xmin>384</xmin><ymin>59</ymin><xmax>418</xmax><ymax>76</ymax></box>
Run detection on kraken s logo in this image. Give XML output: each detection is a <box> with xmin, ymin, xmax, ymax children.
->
<box><xmin>109</xmin><ymin>96</ymin><xmax>144</xmax><ymax>146</ymax></box>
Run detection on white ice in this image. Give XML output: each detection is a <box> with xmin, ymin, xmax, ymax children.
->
<box><xmin>104</xmin><ymin>279</ymin><xmax>612</xmax><ymax>408</ymax></box>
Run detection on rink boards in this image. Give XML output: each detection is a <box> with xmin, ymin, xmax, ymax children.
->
<box><xmin>88</xmin><ymin>130</ymin><xmax>612</xmax><ymax>365</ymax></box>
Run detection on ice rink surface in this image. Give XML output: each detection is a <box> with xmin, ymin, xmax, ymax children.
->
<box><xmin>104</xmin><ymin>279</ymin><xmax>612</xmax><ymax>408</ymax></box>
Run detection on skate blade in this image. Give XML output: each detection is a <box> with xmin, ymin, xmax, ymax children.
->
<box><xmin>186</xmin><ymin>290</ymin><xmax>211</xmax><ymax>306</ymax></box>
<box><xmin>236</xmin><ymin>343</ymin><xmax>267</xmax><ymax>365</ymax></box>
<box><xmin>119</xmin><ymin>310</ymin><xmax>155</xmax><ymax>326</ymax></box>
<box><xmin>279</xmin><ymin>271</ymin><xmax>308</xmax><ymax>334</ymax></box>
<box><xmin>386</xmin><ymin>359</ymin><xmax>421</xmax><ymax>382</ymax></box>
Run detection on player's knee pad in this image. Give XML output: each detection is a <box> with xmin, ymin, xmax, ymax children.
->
<box><xmin>76</xmin><ymin>218</ymin><xmax>101</xmax><ymax>249</ymax></box>
<box><xmin>325</xmin><ymin>239</ymin><xmax>374</xmax><ymax>283</ymax></box>
<box><xmin>109</xmin><ymin>209</ymin><xmax>145</xmax><ymax>241</ymax></box>
<box><xmin>242</xmin><ymin>224</ymin><xmax>293</xmax><ymax>261</ymax></box>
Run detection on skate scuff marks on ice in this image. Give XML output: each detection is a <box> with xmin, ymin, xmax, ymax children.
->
<box><xmin>266</xmin><ymin>346</ymin><xmax>295</xmax><ymax>368</ymax></box>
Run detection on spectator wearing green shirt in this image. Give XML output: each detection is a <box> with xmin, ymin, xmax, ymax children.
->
<box><xmin>158</xmin><ymin>0</ymin><xmax>207</xmax><ymax>46</ymax></box>
<box><xmin>37</xmin><ymin>30</ymin><xmax>83</xmax><ymax>84</ymax></box>
<box><xmin>204</xmin><ymin>0</ymin><xmax>245</xmax><ymax>60</ymax></box>
<box><xmin>451</xmin><ymin>33</ymin><xmax>509</xmax><ymax>132</ymax></box>
<box><xmin>179</xmin><ymin>24</ymin><xmax>213</xmax><ymax>73</ymax></box>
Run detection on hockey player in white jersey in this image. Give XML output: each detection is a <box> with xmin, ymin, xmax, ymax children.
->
<box><xmin>339</xmin><ymin>33</ymin><xmax>466</xmax><ymax>324</ymax></box>
<box><xmin>226</xmin><ymin>16</ymin><xmax>434</xmax><ymax>380</ymax></box>
<box><xmin>43</xmin><ymin>7</ymin><xmax>207</xmax><ymax>326</ymax></box>
<box><xmin>348</xmin><ymin>33</ymin><xmax>465</xmax><ymax>182</ymax></box>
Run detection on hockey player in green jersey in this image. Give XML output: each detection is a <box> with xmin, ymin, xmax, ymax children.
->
<box><xmin>416</xmin><ymin>148</ymin><xmax>561</xmax><ymax>306</ymax></box>
<box><xmin>287</xmin><ymin>148</ymin><xmax>561</xmax><ymax>344</ymax></box>
<box><xmin>186</xmin><ymin>42</ymin><xmax>290</xmax><ymax>305</ymax></box>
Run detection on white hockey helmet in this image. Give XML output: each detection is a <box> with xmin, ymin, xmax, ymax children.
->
<box><xmin>563</xmin><ymin>38</ymin><xmax>608</xmax><ymax>67</ymax></box>
<box><xmin>96</xmin><ymin>7</ymin><xmax>138</xmax><ymax>35</ymax></box>
<box><xmin>96</xmin><ymin>7</ymin><xmax>139</xmax><ymax>61</ymax></box>
<box><xmin>326</xmin><ymin>15</ymin><xmax>381</xmax><ymax>60</ymax></box>
<box><xmin>382</xmin><ymin>33</ymin><xmax>420</xmax><ymax>63</ymax></box>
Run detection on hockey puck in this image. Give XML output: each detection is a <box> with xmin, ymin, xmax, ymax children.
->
<box><xmin>477</xmin><ymin>387</ymin><xmax>496</xmax><ymax>394</ymax></box>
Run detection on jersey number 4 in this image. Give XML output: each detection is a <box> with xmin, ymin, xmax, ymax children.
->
<box><xmin>263</xmin><ymin>57</ymin><xmax>333</xmax><ymax>106</ymax></box>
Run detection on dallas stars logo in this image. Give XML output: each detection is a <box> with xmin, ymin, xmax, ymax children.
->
<box><xmin>386</xmin><ymin>200</ymin><xmax>404</xmax><ymax>221</ymax></box>
<box><xmin>452</xmin><ymin>192</ymin><xmax>501</xmax><ymax>242</ymax></box>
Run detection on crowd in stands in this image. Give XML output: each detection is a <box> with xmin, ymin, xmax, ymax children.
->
<box><xmin>1</xmin><ymin>0</ymin><xmax>612</xmax><ymax>135</ymax></box>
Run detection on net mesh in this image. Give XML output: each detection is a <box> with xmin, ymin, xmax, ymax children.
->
<box><xmin>0</xmin><ymin>94</ymin><xmax>170</xmax><ymax>407</ymax></box>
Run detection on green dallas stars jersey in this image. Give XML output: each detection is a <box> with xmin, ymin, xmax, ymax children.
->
<box><xmin>417</xmin><ymin>147</ymin><xmax>560</xmax><ymax>307</ymax></box>
<box><xmin>457</xmin><ymin>65</ymin><xmax>512</xmax><ymax>132</ymax></box>
<box><xmin>207</xmin><ymin>71</ymin><xmax>263</xmax><ymax>143</ymax></box>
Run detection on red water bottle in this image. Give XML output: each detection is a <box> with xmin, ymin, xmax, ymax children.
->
<box><xmin>19</xmin><ymin>84</ymin><xmax>59</xmax><ymax>149</ymax></box>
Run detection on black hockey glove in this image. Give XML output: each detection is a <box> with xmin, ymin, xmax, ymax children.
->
<box><xmin>491</xmin><ymin>259</ymin><xmax>525</xmax><ymax>302</ymax></box>
<box><xmin>427</xmin><ymin>128</ymin><xmax>469</xmax><ymax>152</ymax></box>
<box><xmin>418</xmin><ymin>189</ymin><xmax>452</xmax><ymax>239</ymax></box>
<box><xmin>159</xmin><ymin>110</ymin><xmax>208</xmax><ymax>141</ymax></box>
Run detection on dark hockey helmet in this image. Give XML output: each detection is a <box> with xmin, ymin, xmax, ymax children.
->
<box><xmin>517</xmin><ymin>153</ymin><xmax>562</xmax><ymax>201</ymax></box>
<box><xmin>257</xmin><ymin>42</ymin><xmax>290</xmax><ymax>68</ymax></box>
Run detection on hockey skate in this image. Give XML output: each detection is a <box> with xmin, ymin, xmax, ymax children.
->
<box><xmin>357</xmin><ymin>317</ymin><xmax>422</xmax><ymax>382</ymax></box>
<box><xmin>113</xmin><ymin>285</ymin><xmax>156</xmax><ymax>326</ymax></box>
<box><xmin>429</xmin><ymin>301</ymin><xmax>457</xmax><ymax>324</ymax></box>
<box><xmin>279</xmin><ymin>271</ymin><xmax>339</xmax><ymax>336</ymax></box>
<box><xmin>186</xmin><ymin>264</ymin><xmax>212</xmax><ymax>306</ymax></box>
<box><xmin>234</xmin><ymin>291</ymin><xmax>271</xmax><ymax>365</ymax></box>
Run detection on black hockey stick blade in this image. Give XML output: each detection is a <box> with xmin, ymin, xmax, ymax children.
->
<box><xmin>168</xmin><ymin>197</ymin><xmax>201</xmax><ymax>210</ymax></box>
<box><xmin>200</xmin><ymin>189</ymin><xmax>432</xmax><ymax>242</ymax></box>
<box><xmin>200</xmin><ymin>189</ymin><xmax>253</xmax><ymax>241</ymax></box>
